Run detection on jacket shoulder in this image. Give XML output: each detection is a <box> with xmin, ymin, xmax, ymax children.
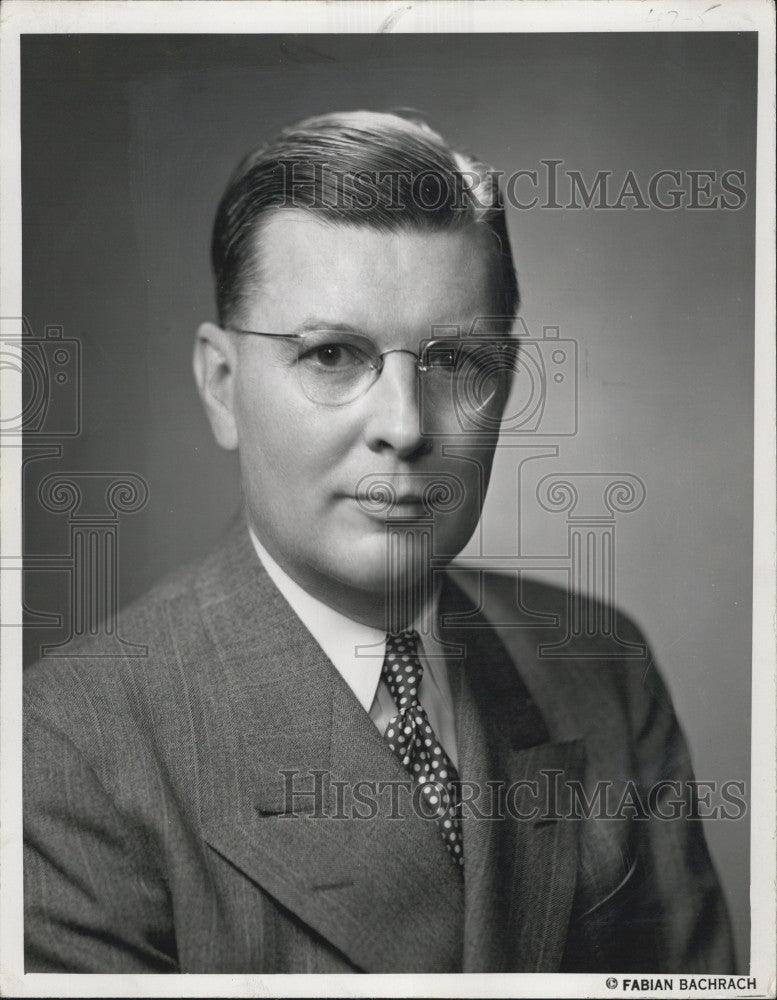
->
<box><xmin>449</xmin><ymin>568</ymin><xmax>675</xmax><ymax>744</ymax></box>
<box><xmin>23</xmin><ymin>559</ymin><xmax>202</xmax><ymax>735</ymax></box>
<box><xmin>467</xmin><ymin>568</ymin><xmax>645</xmax><ymax>640</ymax></box>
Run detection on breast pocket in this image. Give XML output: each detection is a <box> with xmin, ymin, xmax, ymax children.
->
<box><xmin>577</xmin><ymin>855</ymin><xmax>639</xmax><ymax>921</ymax></box>
<box><xmin>564</xmin><ymin>855</ymin><xmax>664</xmax><ymax>972</ymax></box>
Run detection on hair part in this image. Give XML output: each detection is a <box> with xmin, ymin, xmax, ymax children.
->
<box><xmin>211</xmin><ymin>110</ymin><xmax>519</xmax><ymax>327</ymax></box>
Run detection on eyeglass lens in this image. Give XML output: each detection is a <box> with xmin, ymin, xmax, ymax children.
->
<box><xmin>294</xmin><ymin>331</ymin><xmax>518</xmax><ymax>408</ymax></box>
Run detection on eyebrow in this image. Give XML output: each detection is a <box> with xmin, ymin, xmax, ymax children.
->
<box><xmin>294</xmin><ymin>319</ymin><xmax>363</xmax><ymax>335</ymax></box>
<box><xmin>292</xmin><ymin>316</ymin><xmax>498</xmax><ymax>337</ymax></box>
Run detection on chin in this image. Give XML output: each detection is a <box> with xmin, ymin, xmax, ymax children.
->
<box><xmin>328</xmin><ymin>534</ymin><xmax>437</xmax><ymax>596</ymax></box>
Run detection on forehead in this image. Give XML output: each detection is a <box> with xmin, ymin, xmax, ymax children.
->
<box><xmin>245</xmin><ymin>211</ymin><xmax>500</xmax><ymax>335</ymax></box>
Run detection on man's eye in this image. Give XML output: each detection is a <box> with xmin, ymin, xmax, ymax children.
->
<box><xmin>427</xmin><ymin>347</ymin><xmax>486</xmax><ymax>373</ymax></box>
<box><xmin>426</xmin><ymin>343</ymin><xmax>519</xmax><ymax>374</ymax></box>
<box><xmin>300</xmin><ymin>343</ymin><xmax>366</xmax><ymax>369</ymax></box>
<box><xmin>426</xmin><ymin>348</ymin><xmax>458</xmax><ymax>369</ymax></box>
<box><xmin>315</xmin><ymin>344</ymin><xmax>346</xmax><ymax>367</ymax></box>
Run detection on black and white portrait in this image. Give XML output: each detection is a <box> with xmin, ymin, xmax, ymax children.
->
<box><xmin>1</xmin><ymin>2</ymin><xmax>773</xmax><ymax>996</ymax></box>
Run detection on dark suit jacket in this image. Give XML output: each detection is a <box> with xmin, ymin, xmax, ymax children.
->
<box><xmin>23</xmin><ymin>519</ymin><xmax>735</xmax><ymax>973</ymax></box>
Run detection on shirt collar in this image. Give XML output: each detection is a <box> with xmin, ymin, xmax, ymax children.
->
<box><xmin>249</xmin><ymin>527</ymin><xmax>443</xmax><ymax>713</ymax></box>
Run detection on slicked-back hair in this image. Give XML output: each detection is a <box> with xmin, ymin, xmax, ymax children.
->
<box><xmin>211</xmin><ymin>110</ymin><xmax>519</xmax><ymax>327</ymax></box>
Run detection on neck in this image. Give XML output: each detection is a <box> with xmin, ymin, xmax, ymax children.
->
<box><xmin>248</xmin><ymin>524</ymin><xmax>441</xmax><ymax>632</ymax></box>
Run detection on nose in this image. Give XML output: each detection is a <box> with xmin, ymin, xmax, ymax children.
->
<box><xmin>362</xmin><ymin>351</ymin><xmax>431</xmax><ymax>460</ymax></box>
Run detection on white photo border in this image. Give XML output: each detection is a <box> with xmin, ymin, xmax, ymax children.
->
<box><xmin>1</xmin><ymin>2</ymin><xmax>774</xmax><ymax>997</ymax></box>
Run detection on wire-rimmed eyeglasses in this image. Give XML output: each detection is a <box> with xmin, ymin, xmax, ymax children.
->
<box><xmin>228</xmin><ymin>326</ymin><xmax>519</xmax><ymax>410</ymax></box>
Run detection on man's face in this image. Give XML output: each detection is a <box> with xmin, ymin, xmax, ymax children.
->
<box><xmin>216</xmin><ymin>211</ymin><xmax>508</xmax><ymax>618</ymax></box>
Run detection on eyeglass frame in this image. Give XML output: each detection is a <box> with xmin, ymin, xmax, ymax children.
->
<box><xmin>227</xmin><ymin>324</ymin><xmax>519</xmax><ymax>408</ymax></box>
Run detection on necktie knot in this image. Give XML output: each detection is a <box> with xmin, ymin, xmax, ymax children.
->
<box><xmin>382</xmin><ymin>630</ymin><xmax>424</xmax><ymax>711</ymax></box>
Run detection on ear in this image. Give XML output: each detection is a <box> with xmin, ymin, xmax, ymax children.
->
<box><xmin>193</xmin><ymin>322</ymin><xmax>239</xmax><ymax>451</ymax></box>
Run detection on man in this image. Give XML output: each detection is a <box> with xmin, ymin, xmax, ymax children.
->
<box><xmin>24</xmin><ymin>111</ymin><xmax>735</xmax><ymax>973</ymax></box>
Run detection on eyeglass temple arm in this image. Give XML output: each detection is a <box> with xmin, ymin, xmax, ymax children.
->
<box><xmin>226</xmin><ymin>327</ymin><xmax>303</xmax><ymax>341</ymax></box>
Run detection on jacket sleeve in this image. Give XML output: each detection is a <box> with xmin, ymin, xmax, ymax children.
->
<box><xmin>563</xmin><ymin>641</ymin><xmax>738</xmax><ymax>973</ymax></box>
<box><xmin>628</xmin><ymin>657</ymin><xmax>738</xmax><ymax>972</ymax></box>
<box><xmin>24</xmin><ymin>710</ymin><xmax>178</xmax><ymax>972</ymax></box>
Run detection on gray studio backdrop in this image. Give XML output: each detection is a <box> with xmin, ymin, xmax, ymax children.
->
<box><xmin>21</xmin><ymin>33</ymin><xmax>755</xmax><ymax>964</ymax></box>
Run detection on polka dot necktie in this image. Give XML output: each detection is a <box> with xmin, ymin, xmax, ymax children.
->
<box><xmin>382</xmin><ymin>630</ymin><xmax>464</xmax><ymax>869</ymax></box>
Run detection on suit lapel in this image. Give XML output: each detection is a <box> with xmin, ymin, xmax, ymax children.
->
<box><xmin>183</xmin><ymin>522</ymin><xmax>583</xmax><ymax>971</ymax></box>
<box><xmin>188</xmin><ymin>520</ymin><xmax>463</xmax><ymax>972</ymax></box>
<box><xmin>441</xmin><ymin>575</ymin><xmax>585</xmax><ymax>972</ymax></box>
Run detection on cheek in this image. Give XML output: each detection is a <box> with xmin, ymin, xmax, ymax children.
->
<box><xmin>447</xmin><ymin>445</ymin><xmax>498</xmax><ymax>523</ymax></box>
<box><xmin>234</xmin><ymin>373</ymin><xmax>286</xmax><ymax>463</ymax></box>
<box><xmin>233</xmin><ymin>369</ymin><xmax>354</xmax><ymax>494</ymax></box>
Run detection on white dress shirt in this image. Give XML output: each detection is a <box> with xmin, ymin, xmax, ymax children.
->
<box><xmin>249</xmin><ymin>528</ymin><xmax>458</xmax><ymax>767</ymax></box>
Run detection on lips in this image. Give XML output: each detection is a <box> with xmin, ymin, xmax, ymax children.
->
<box><xmin>385</xmin><ymin>495</ymin><xmax>423</xmax><ymax>505</ymax></box>
<box><xmin>351</xmin><ymin>492</ymin><xmax>429</xmax><ymax>516</ymax></box>
<box><xmin>349</xmin><ymin>472</ymin><xmax>462</xmax><ymax>518</ymax></box>
<box><xmin>353</xmin><ymin>493</ymin><xmax>425</xmax><ymax>505</ymax></box>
